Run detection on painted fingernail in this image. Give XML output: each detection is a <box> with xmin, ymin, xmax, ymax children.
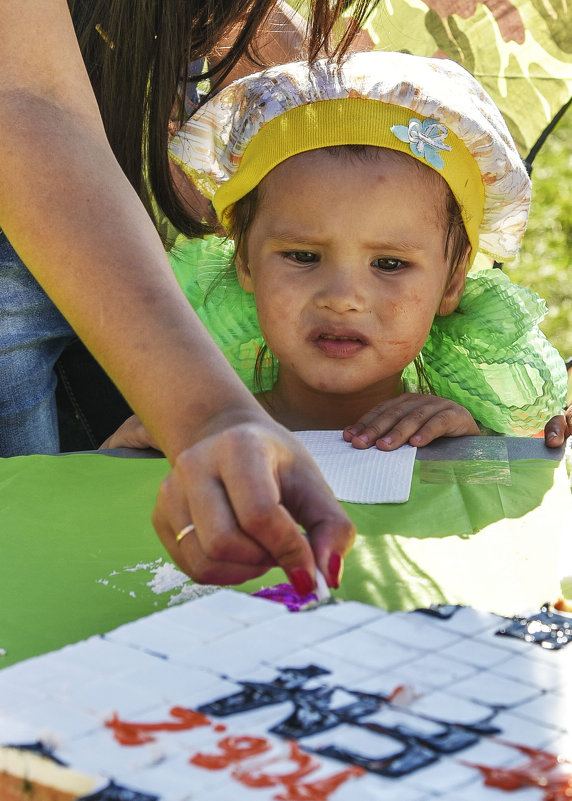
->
<box><xmin>381</xmin><ymin>436</ymin><xmax>393</xmax><ymax>445</ymax></box>
<box><xmin>357</xmin><ymin>433</ymin><xmax>369</xmax><ymax>444</ymax></box>
<box><xmin>289</xmin><ymin>568</ymin><xmax>315</xmax><ymax>597</ymax></box>
<box><xmin>328</xmin><ymin>551</ymin><xmax>344</xmax><ymax>589</ymax></box>
<box><xmin>410</xmin><ymin>435</ymin><xmax>421</xmax><ymax>444</ymax></box>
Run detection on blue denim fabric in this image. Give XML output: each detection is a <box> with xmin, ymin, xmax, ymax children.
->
<box><xmin>0</xmin><ymin>232</ymin><xmax>75</xmax><ymax>455</ymax></box>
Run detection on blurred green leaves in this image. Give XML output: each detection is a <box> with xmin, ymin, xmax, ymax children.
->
<box><xmin>506</xmin><ymin>108</ymin><xmax>572</xmax><ymax>367</ymax></box>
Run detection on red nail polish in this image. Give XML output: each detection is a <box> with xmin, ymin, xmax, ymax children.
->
<box><xmin>328</xmin><ymin>552</ymin><xmax>343</xmax><ymax>589</ymax></box>
<box><xmin>289</xmin><ymin>568</ymin><xmax>314</xmax><ymax>597</ymax></box>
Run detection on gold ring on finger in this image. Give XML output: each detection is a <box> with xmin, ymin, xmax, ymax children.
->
<box><xmin>176</xmin><ymin>523</ymin><xmax>195</xmax><ymax>544</ymax></box>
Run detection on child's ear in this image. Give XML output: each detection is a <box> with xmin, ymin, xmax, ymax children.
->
<box><xmin>437</xmin><ymin>258</ymin><xmax>469</xmax><ymax>316</ymax></box>
<box><xmin>235</xmin><ymin>251</ymin><xmax>254</xmax><ymax>293</ymax></box>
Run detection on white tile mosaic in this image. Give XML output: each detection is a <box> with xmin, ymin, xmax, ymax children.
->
<box><xmin>1</xmin><ymin>592</ymin><xmax>571</xmax><ymax>800</ymax></box>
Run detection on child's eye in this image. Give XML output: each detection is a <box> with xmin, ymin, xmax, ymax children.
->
<box><xmin>285</xmin><ymin>251</ymin><xmax>318</xmax><ymax>264</ymax></box>
<box><xmin>372</xmin><ymin>257</ymin><xmax>405</xmax><ymax>272</ymax></box>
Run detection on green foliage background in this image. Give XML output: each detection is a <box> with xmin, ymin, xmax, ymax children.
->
<box><xmin>505</xmin><ymin>108</ymin><xmax>572</xmax><ymax>366</ymax></box>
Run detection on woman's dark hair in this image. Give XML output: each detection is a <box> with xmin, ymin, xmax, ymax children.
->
<box><xmin>68</xmin><ymin>0</ymin><xmax>378</xmax><ymax>243</ymax></box>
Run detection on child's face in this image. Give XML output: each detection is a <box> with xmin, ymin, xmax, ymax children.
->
<box><xmin>237</xmin><ymin>148</ymin><xmax>466</xmax><ymax>402</ymax></box>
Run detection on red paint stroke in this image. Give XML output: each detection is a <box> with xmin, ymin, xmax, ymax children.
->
<box><xmin>387</xmin><ymin>683</ymin><xmax>419</xmax><ymax>706</ymax></box>
<box><xmin>197</xmin><ymin>736</ymin><xmax>366</xmax><ymax>801</ymax></box>
<box><xmin>190</xmin><ymin>735</ymin><xmax>272</xmax><ymax>770</ymax></box>
<box><xmin>463</xmin><ymin>741</ymin><xmax>572</xmax><ymax>799</ymax></box>
<box><xmin>105</xmin><ymin>706</ymin><xmax>211</xmax><ymax>746</ymax></box>
<box><xmin>387</xmin><ymin>684</ymin><xmax>406</xmax><ymax>702</ymax></box>
<box><xmin>274</xmin><ymin>765</ymin><xmax>365</xmax><ymax>801</ymax></box>
<box><xmin>233</xmin><ymin>740</ymin><xmax>319</xmax><ymax>787</ymax></box>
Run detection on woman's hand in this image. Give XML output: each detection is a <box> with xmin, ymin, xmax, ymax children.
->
<box><xmin>343</xmin><ymin>392</ymin><xmax>480</xmax><ymax>450</ymax></box>
<box><xmin>152</xmin><ymin>412</ymin><xmax>353</xmax><ymax>592</ymax></box>
<box><xmin>544</xmin><ymin>407</ymin><xmax>572</xmax><ymax>447</ymax></box>
<box><xmin>103</xmin><ymin>413</ymin><xmax>352</xmax><ymax>592</ymax></box>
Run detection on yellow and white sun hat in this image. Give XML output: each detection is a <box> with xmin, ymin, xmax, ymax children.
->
<box><xmin>169</xmin><ymin>50</ymin><xmax>531</xmax><ymax>264</ymax></box>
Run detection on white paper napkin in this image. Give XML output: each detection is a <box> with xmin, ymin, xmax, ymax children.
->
<box><xmin>294</xmin><ymin>430</ymin><xmax>416</xmax><ymax>504</ymax></box>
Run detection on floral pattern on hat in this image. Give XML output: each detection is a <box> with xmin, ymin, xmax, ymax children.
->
<box><xmin>391</xmin><ymin>118</ymin><xmax>452</xmax><ymax>170</ymax></box>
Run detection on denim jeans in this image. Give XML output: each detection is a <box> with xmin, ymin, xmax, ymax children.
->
<box><xmin>0</xmin><ymin>230</ymin><xmax>75</xmax><ymax>455</ymax></box>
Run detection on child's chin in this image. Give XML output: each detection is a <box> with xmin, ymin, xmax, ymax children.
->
<box><xmin>308</xmin><ymin>379</ymin><xmax>376</xmax><ymax>396</ymax></box>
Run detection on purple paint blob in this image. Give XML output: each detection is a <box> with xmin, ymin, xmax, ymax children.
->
<box><xmin>253</xmin><ymin>583</ymin><xmax>318</xmax><ymax>612</ymax></box>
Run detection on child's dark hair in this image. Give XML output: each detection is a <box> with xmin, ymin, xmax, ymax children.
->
<box><xmin>227</xmin><ymin>145</ymin><xmax>471</xmax><ymax>394</ymax></box>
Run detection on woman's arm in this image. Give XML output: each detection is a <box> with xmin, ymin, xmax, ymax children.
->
<box><xmin>0</xmin><ymin>0</ymin><xmax>353</xmax><ymax>590</ymax></box>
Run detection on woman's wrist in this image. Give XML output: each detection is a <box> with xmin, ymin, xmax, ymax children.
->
<box><xmin>152</xmin><ymin>392</ymin><xmax>280</xmax><ymax>465</ymax></box>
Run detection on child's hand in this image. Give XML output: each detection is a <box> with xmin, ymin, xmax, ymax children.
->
<box><xmin>343</xmin><ymin>392</ymin><xmax>480</xmax><ymax>450</ymax></box>
<box><xmin>544</xmin><ymin>407</ymin><xmax>572</xmax><ymax>448</ymax></box>
<box><xmin>100</xmin><ymin>415</ymin><xmax>162</xmax><ymax>452</ymax></box>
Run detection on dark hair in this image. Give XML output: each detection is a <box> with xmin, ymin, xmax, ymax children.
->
<box><xmin>68</xmin><ymin>0</ymin><xmax>379</xmax><ymax>243</ymax></box>
<box><xmin>228</xmin><ymin>144</ymin><xmax>471</xmax><ymax>393</ymax></box>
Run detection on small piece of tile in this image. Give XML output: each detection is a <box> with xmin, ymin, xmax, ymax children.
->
<box><xmin>508</xmin><ymin>692</ymin><xmax>569</xmax><ymax>730</ymax></box>
<box><xmin>403</xmin><ymin>757</ymin><xmax>479</xmax><ymax>794</ymax></box>
<box><xmin>14</xmin><ymin>697</ymin><xmax>100</xmax><ymax>741</ymax></box>
<box><xmin>387</xmin><ymin>651</ymin><xmax>478</xmax><ymax>690</ymax></box>
<box><xmin>251</xmin><ymin>610</ymin><xmax>349</xmax><ymax>647</ymax></box>
<box><xmin>408</xmin><ymin>690</ymin><xmax>497</xmax><ymax>726</ymax></box>
<box><xmin>413</xmin><ymin>607</ymin><xmax>506</xmax><ymax>637</ymax></box>
<box><xmin>364</xmin><ymin>612</ymin><xmax>462</xmax><ymax>651</ymax></box>
<box><xmin>448</xmin><ymin>671</ymin><xmax>541</xmax><ymax>708</ymax></box>
<box><xmin>440</xmin><ymin>786</ymin><xmax>543</xmax><ymax>800</ymax></box>
<box><xmin>281</xmin><ymin>646</ymin><xmax>379</xmax><ymax>686</ymax></box>
<box><xmin>0</xmin><ymin>717</ymin><xmax>40</xmax><ymax>745</ymax></box>
<box><xmin>490</xmin><ymin>651</ymin><xmax>567</xmax><ymax>691</ymax></box>
<box><xmin>180</xmin><ymin>589</ymin><xmax>288</xmax><ymax>624</ymax></box>
<box><xmin>315</xmin><ymin>628</ymin><xmax>419</xmax><ymax>671</ymax></box>
<box><xmin>492</xmin><ymin>710</ymin><xmax>557</xmax><ymax>748</ymax></box>
<box><xmin>440</xmin><ymin>638</ymin><xmax>513</xmax><ymax>669</ymax></box>
<box><xmin>311</xmin><ymin>600</ymin><xmax>387</xmax><ymax>627</ymax></box>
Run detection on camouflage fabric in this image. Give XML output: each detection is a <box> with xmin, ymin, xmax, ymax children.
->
<box><xmin>295</xmin><ymin>0</ymin><xmax>572</xmax><ymax>159</ymax></box>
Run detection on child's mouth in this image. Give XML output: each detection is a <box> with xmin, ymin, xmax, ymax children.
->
<box><xmin>319</xmin><ymin>334</ymin><xmax>361</xmax><ymax>341</ymax></box>
<box><xmin>314</xmin><ymin>332</ymin><xmax>366</xmax><ymax>357</ymax></box>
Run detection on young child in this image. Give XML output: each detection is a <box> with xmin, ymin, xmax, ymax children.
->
<box><xmin>107</xmin><ymin>51</ymin><xmax>567</xmax><ymax>450</ymax></box>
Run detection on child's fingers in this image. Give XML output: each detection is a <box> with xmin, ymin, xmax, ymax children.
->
<box><xmin>345</xmin><ymin>398</ymin><xmax>478</xmax><ymax>450</ymax></box>
<box><xmin>346</xmin><ymin>395</ymin><xmax>447</xmax><ymax>449</ymax></box>
<box><xmin>404</xmin><ymin>407</ymin><xmax>479</xmax><ymax>447</ymax></box>
<box><xmin>373</xmin><ymin>406</ymin><xmax>440</xmax><ymax>449</ymax></box>
<box><xmin>375</xmin><ymin>404</ymin><xmax>478</xmax><ymax>450</ymax></box>
<box><xmin>544</xmin><ymin>415</ymin><xmax>568</xmax><ymax>447</ymax></box>
<box><xmin>100</xmin><ymin>414</ymin><xmax>160</xmax><ymax>451</ymax></box>
<box><xmin>344</xmin><ymin>393</ymin><xmax>427</xmax><ymax>447</ymax></box>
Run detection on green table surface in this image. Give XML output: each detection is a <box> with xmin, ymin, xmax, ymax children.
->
<box><xmin>1</xmin><ymin>438</ymin><xmax>570</xmax><ymax>668</ymax></box>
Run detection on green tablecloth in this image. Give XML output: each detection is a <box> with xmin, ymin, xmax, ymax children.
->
<box><xmin>0</xmin><ymin>442</ymin><xmax>570</xmax><ymax>668</ymax></box>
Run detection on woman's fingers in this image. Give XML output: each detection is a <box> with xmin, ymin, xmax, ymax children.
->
<box><xmin>153</xmin><ymin>447</ymin><xmax>275</xmax><ymax>585</ymax></box>
<box><xmin>152</xmin><ymin>421</ymin><xmax>354</xmax><ymax>589</ymax></box>
<box><xmin>276</xmin><ymin>450</ymin><xmax>355</xmax><ymax>589</ymax></box>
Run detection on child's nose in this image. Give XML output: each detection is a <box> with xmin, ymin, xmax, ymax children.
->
<box><xmin>315</xmin><ymin>266</ymin><xmax>368</xmax><ymax>313</ymax></box>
